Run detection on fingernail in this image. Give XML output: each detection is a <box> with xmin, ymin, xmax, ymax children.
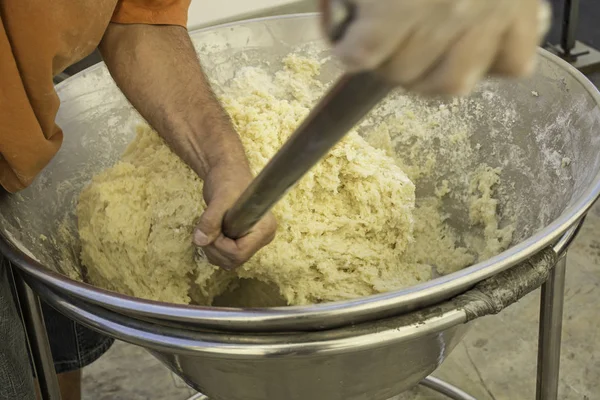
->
<box><xmin>193</xmin><ymin>229</ymin><xmax>210</xmax><ymax>246</ymax></box>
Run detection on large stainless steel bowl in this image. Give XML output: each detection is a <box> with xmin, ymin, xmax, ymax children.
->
<box><xmin>2</xmin><ymin>13</ymin><xmax>600</xmax><ymax>400</ymax></box>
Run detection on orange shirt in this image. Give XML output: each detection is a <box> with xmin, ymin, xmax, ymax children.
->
<box><xmin>0</xmin><ymin>0</ymin><xmax>191</xmax><ymax>193</ymax></box>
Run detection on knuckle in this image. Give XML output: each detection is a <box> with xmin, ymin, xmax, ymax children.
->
<box><xmin>439</xmin><ymin>65</ymin><xmax>484</xmax><ymax>95</ymax></box>
<box><xmin>380</xmin><ymin>60</ymin><xmax>414</xmax><ymax>86</ymax></box>
<box><xmin>222</xmin><ymin>262</ymin><xmax>238</xmax><ymax>271</ymax></box>
<box><xmin>199</xmin><ymin>215</ymin><xmax>219</xmax><ymax>232</ymax></box>
<box><xmin>337</xmin><ymin>47</ymin><xmax>379</xmax><ymax>72</ymax></box>
<box><xmin>220</xmin><ymin>246</ymin><xmax>247</xmax><ymax>265</ymax></box>
<box><xmin>436</xmin><ymin>77</ymin><xmax>470</xmax><ymax>96</ymax></box>
<box><xmin>500</xmin><ymin>55</ymin><xmax>537</xmax><ymax>77</ymax></box>
<box><xmin>228</xmin><ymin>253</ymin><xmax>246</xmax><ymax>268</ymax></box>
<box><xmin>205</xmin><ymin>252</ymin><xmax>220</xmax><ymax>266</ymax></box>
<box><xmin>336</xmin><ymin>33</ymin><xmax>387</xmax><ymax>71</ymax></box>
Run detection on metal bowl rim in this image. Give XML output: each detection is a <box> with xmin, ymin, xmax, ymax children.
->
<box><xmin>31</xmin><ymin>277</ymin><xmax>467</xmax><ymax>358</ymax></box>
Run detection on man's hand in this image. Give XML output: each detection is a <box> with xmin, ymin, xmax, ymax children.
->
<box><xmin>192</xmin><ymin>163</ymin><xmax>277</xmax><ymax>270</ymax></box>
<box><xmin>321</xmin><ymin>0</ymin><xmax>552</xmax><ymax>95</ymax></box>
<box><xmin>99</xmin><ymin>23</ymin><xmax>277</xmax><ymax>270</ymax></box>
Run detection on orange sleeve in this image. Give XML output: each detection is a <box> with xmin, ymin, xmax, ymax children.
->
<box><xmin>0</xmin><ymin>18</ymin><xmax>62</xmax><ymax>193</ymax></box>
<box><xmin>111</xmin><ymin>0</ymin><xmax>192</xmax><ymax>27</ymax></box>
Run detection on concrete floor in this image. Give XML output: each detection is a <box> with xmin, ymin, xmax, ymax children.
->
<box><xmin>80</xmin><ymin>203</ymin><xmax>600</xmax><ymax>400</ymax></box>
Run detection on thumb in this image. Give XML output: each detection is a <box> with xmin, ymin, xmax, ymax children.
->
<box><xmin>193</xmin><ymin>201</ymin><xmax>229</xmax><ymax>246</ymax></box>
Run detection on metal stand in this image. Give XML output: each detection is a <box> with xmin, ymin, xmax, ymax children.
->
<box><xmin>419</xmin><ymin>377</ymin><xmax>477</xmax><ymax>400</ymax></box>
<box><xmin>185</xmin><ymin>376</ymin><xmax>478</xmax><ymax>400</ymax></box>
<box><xmin>536</xmin><ymin>256</ymin><xmax>567</xmax><ymax>399</ymax></box>
<box><xmin>545</xmin><ymin>0</ymin><xmax>600</xmax><ymax>73</ymax></box>
<box><xmin>9</xmin><ymin>266</ymin><xmax>63</xmax><ymax>400</ymax></box>
<box><xmin>21</xmin><ymin>251</ymin><xmax>569</xmax><ymax>400</ymax></box>
<box><xmin>16</xmin><ymin>244</ymin><xmax>569</xmax><ymax>400</ymax></box>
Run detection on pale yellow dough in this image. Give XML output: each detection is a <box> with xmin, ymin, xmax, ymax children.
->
<box><xmin>77</xmin><ymin>55</ymin><xmax>511</xmax><ymax>306</ymax></box>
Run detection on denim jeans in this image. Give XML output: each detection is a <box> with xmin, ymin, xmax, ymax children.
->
<box><xmin>0</xmin><ymin>258</ymin><xmax>113</xmax><ymax>400</ymax></box>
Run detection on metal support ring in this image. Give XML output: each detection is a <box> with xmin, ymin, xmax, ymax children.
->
<box><xmin>420</xmin><ymin>376</ymin><xmax>477</xmax><ymax>400</ymax></box>
<box><xmin>184</xmin><ymin>376</ymin><xmax>477</xmax><ymax>400</ymax></box>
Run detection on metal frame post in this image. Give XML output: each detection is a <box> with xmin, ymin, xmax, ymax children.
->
<box><xmin>535</xmin><ymin>256</ymin><xmax>567</xmax><ymax>400</ymax></box>
<box><xmin>9</xmin><ymin>266</ymin><xmax>63</xmax><ymax>400</ymax></box>
<box><xmin>545</xmin><ymin>0</ymin><xmax>600</xmax><ymax>73</ymax></box>
<box><xmin>561</xmin><ymin>0</ymin><xmax>579</xmax><ymax>56</ymax></box>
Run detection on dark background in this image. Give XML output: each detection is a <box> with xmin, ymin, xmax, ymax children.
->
<box><xmin>547</xmin><ymin>0</ymin><xmax>600</xmax><ymax>85</ymax></box>
<box><xmin>548</xmin><ymin>0</ymin><xmax>599</xmax><ymax>48</ymax></box>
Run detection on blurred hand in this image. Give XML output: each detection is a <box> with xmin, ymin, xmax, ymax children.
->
<box><xmin>192</xmin><ymin>164</ymin><xmax>277</xmax><ymax>270</ymax></box>
<box><xmin>321</xmin><ymin>0</ymin><xmax>552</xmax><ymax>95</ymax></box>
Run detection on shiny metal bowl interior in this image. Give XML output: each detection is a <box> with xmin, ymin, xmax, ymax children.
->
<box><xmin>2</xmin><ymin>14</ymin><xmax>600</xmax><ymax>333</ymax></box>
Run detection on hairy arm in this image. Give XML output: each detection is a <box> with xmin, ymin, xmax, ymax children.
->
<box><xmin>99</xmin><ymin>23</ymin><xmax>248</xmax><ymax>179</ymax></box>
<box><xmin>99</xmin><ymin>23</ymin><xmax>276</xmax><ymax>269</ymax></box>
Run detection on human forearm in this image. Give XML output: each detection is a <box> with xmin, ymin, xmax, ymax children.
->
<box><xmin>99</xmin><ymin>23</ymin><xmax>275</xmax><ymax>269</ymax></box>
<box><xmin>99</xmin><ymin>23</ymin><xmax>250</xmax><ymax>180</ymax></box>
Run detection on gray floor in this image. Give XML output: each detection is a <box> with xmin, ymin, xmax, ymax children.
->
<box><xmin>81</xmin><ymin>186</ymin><xmax>600</xmax><ymax>400</ymax></box>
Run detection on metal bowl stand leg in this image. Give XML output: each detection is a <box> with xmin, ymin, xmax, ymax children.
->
<box><xmin>9</xmin><ymin>265</ymin><xmax>63</xmax><ymax>400</ymax></box>
<box><xmin>418</xmin><ymin>252</ymin><xmax>568</xmax><ymax>400</ymax></box>
<box><xmin>417</xmin><ymin>255</ymin><xmax>568</xmax><ymax>400</ymax></box>
<box><xmin>536</xmin><ymin>255</ymin><xmax>567</xmax><ymax>400</ymax></box>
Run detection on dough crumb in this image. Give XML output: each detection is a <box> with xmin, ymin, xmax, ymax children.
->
<box><xmin>466</xmin><ymin>166</ymin><xmax>515</xmax><ymax>260</ymax></box>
